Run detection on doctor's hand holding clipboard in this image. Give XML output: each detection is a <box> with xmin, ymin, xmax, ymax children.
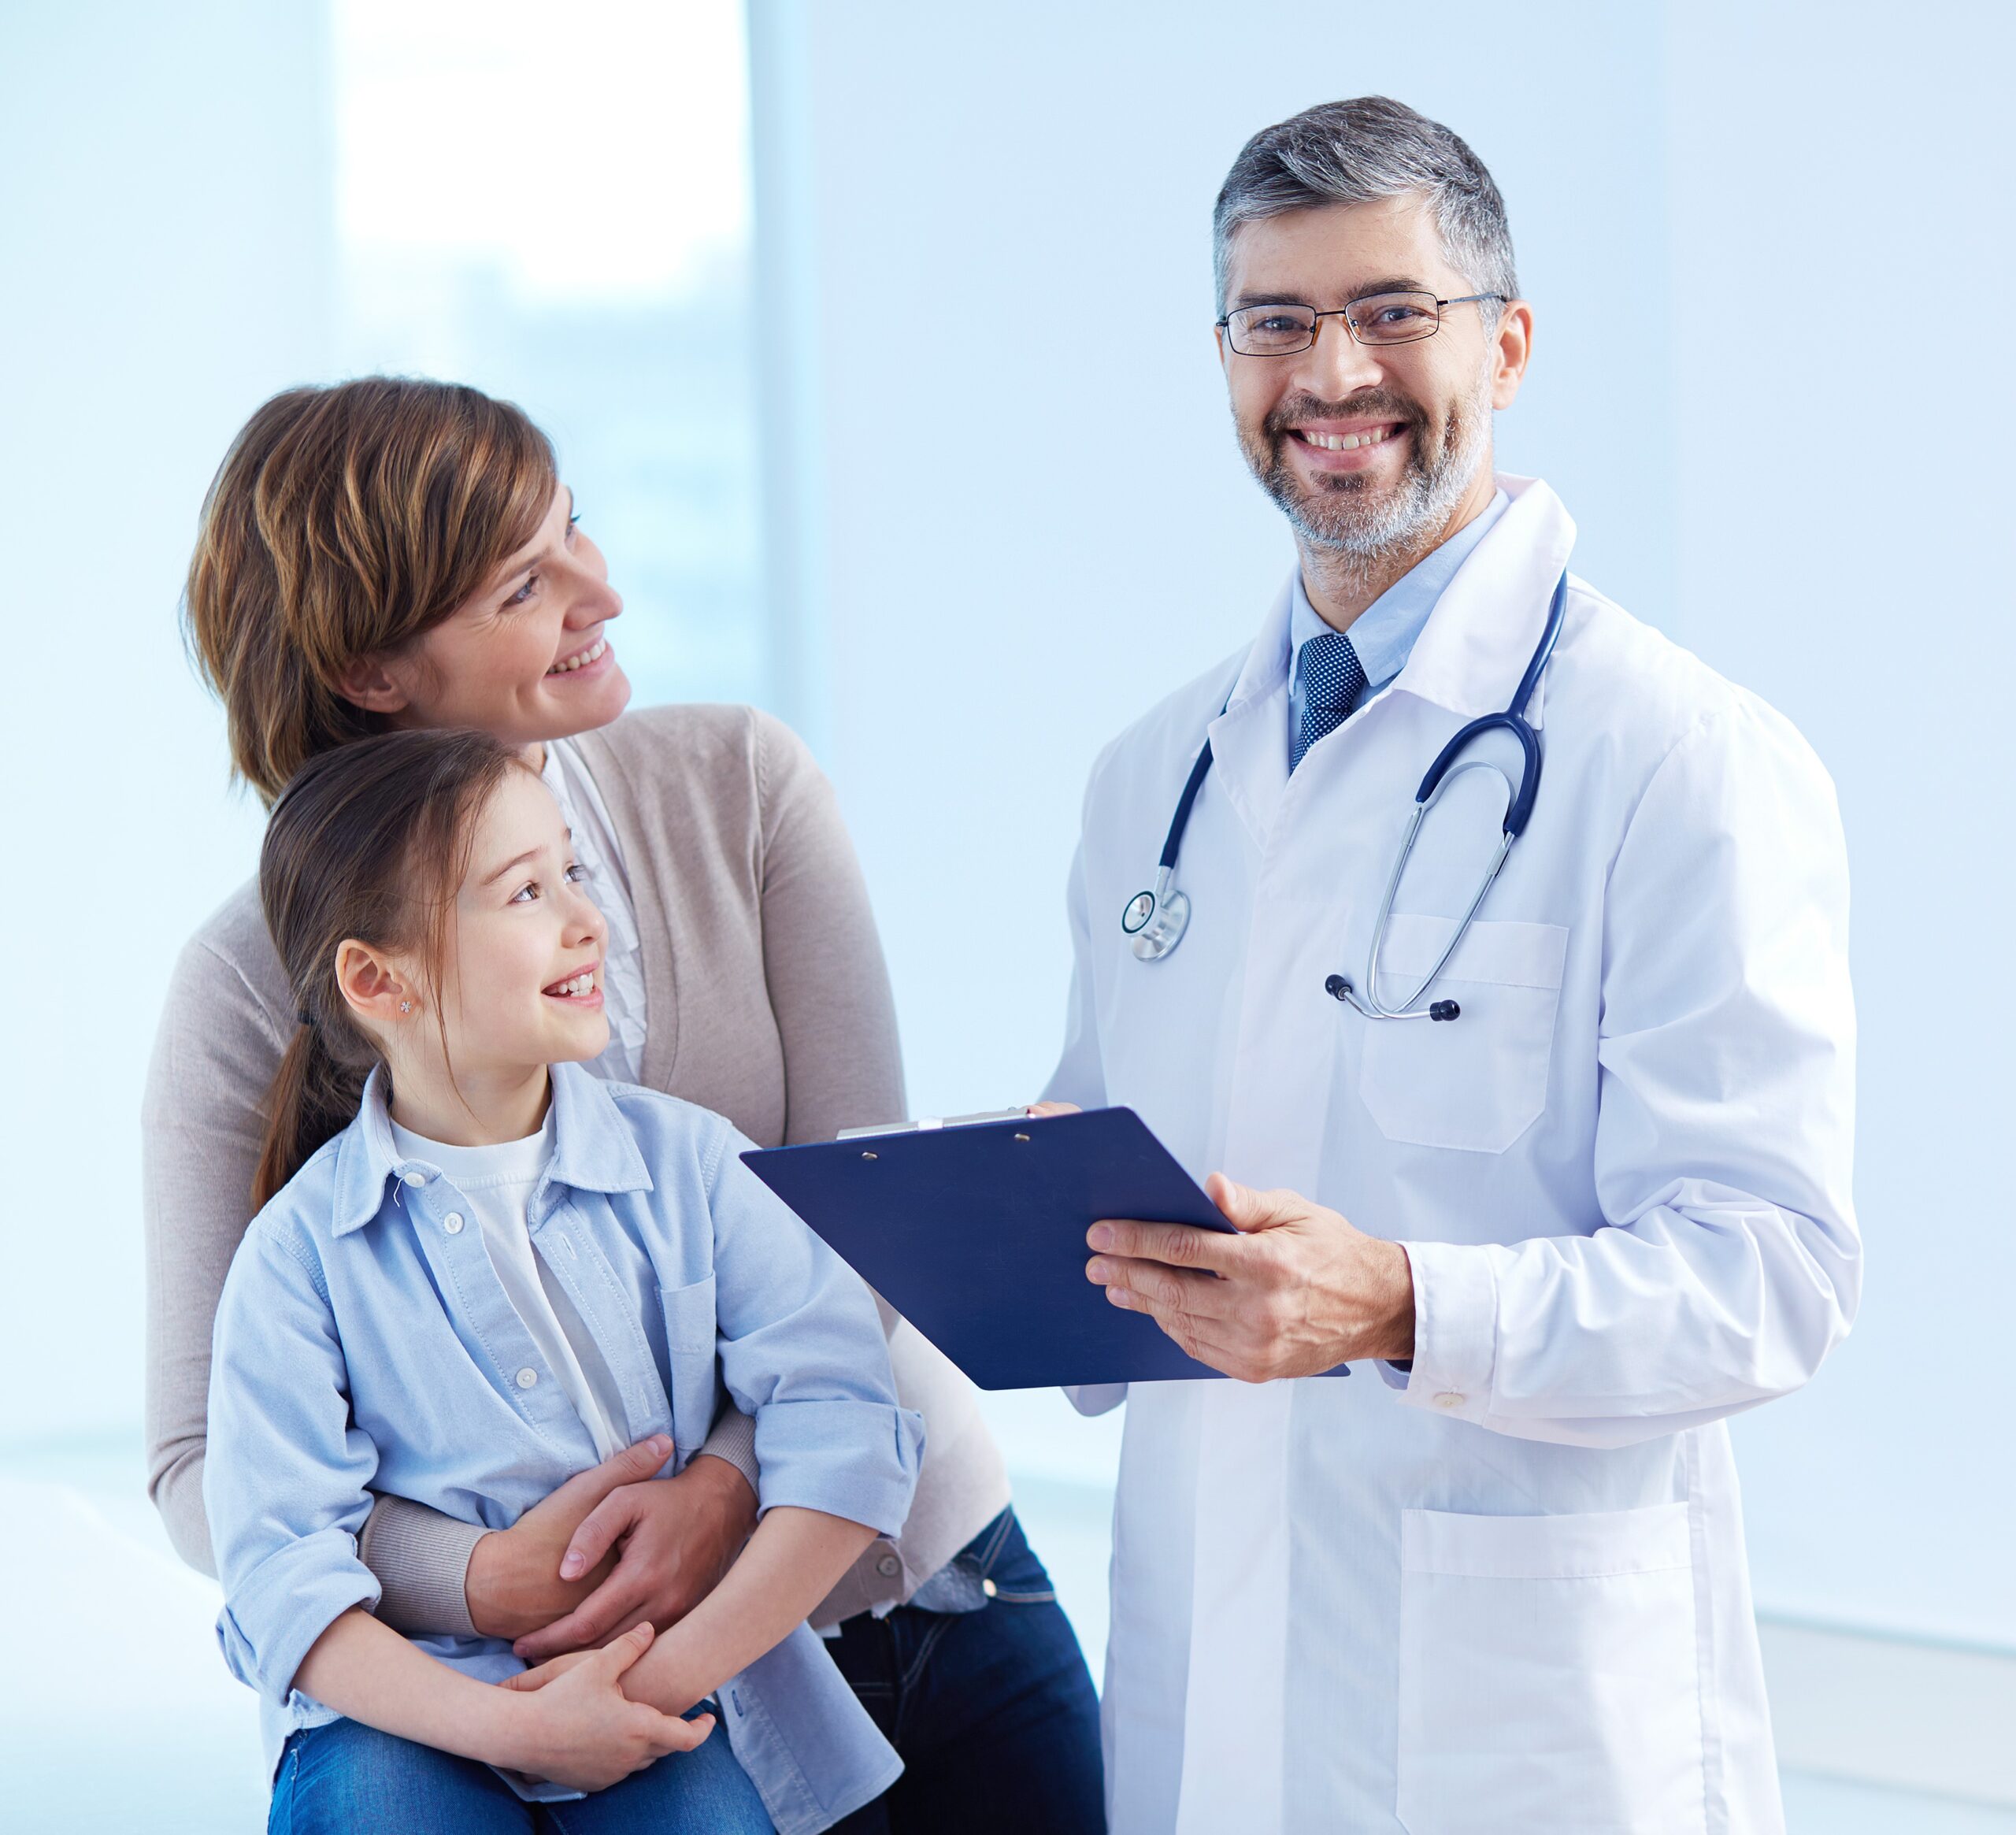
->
<box><xmin>1013</xmin><ymin>1100</ymin><xmax>1418</xmax><ymax>1381</ymax></box>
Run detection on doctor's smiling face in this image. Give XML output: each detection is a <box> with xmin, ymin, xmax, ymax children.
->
<box><xmin>1218</xmin><ymin>194</ymin><xmax>1532</xmax><ymax>588</ymax></box>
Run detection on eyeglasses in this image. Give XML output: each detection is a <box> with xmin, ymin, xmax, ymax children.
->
<box><xmin>1217</xmin><ymin>291</ymin><xmax>1505</xmax><ymax>356</ymax></box>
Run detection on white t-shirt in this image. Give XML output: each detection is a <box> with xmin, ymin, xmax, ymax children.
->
<box><xmin>389</xmin><ymin>1110</ymin><xmax>628</xmax><ymax>1460</ymax></box>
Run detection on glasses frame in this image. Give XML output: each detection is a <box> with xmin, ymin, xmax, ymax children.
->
<box><xmin>1216</xmin><ymin>290</ymin><xmax>1506</xmax><ymax>356</ymax></box>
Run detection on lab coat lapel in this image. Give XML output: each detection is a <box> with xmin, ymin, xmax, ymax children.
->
<box><xmin>1203</xmin><ymin>577</ymin><xmax>1295</xmax><ymax>851</ymax></box>
<box><xmin>1394</xmin><ymin>473</ymin><xmax>1576</xmax><ymax>727</ymax></box>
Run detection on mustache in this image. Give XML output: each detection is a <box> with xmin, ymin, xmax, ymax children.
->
<box><xmin>1262</xmin><ymin>390</ymin><xmax>1425</xmax><ymax>440</ymax></box>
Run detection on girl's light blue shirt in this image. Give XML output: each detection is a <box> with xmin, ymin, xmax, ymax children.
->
<box><xmin>204</xmin><ymin>1060</ymin><xmax>925</xmax><ymax>1833</ymax></box>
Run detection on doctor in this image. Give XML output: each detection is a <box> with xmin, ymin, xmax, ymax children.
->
<box><xmin>1047</xmin><ymin>97</ymin><xmax>1858</xmax><ymax>1834</ymax></box>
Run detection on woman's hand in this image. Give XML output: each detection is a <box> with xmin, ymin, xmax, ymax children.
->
<box><xmin>498</xmin><ymin>1621</ymin><xmax>713</xmax><ymax>1793</ymax></box>
<box><xmin>1025</xmin><ymin>1100</ymin><xmax>1080</xmax><ymax>1118</ymax></box>
<box><xmin>511</xmin><ymin>1453</ymin><xmax>758</xmax><ymax>1664</ymax></box>
<box><xmin>465</xmin><ymin>1436</ymin><xmax>676</xmax><ymax>1641</ymax></box>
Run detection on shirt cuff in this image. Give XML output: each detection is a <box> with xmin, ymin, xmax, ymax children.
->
<box><xmin>216</xmin><ymin>1528</ymin><xmax>381</xmax><ymax>1702</ymax></box>
<box><xmin>358</xmin><ymin>1493</ymin><xmax>488</xmax><ymax>1639</ymax></box>
<box><xmin>1388</xmin><ymin>1239</ymin><xmax>1499</xmax><ymax>1424</ymax></box>
<box><xmin>754</xmin><ymin>1400</ymin><xmax>925</xmax><ymax>1538</ymax></box>
<box><xmin>695</xmin><ymin>1399</ymin><xmax>760</xmax><ymax>1496</ymax></box>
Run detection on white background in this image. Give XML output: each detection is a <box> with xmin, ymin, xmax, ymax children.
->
<box><xmin>3</xmin><ymin>1</ymin><xmax>2013</xmax><ymax>1824</ymax></box>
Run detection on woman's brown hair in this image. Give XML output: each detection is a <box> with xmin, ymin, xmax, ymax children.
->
<box><xmin>253</xmin><ymin>727</ymin><xmax>523</xmax><ymax>1208</ymax></box>
<box><xmin>184</xmin><ymin>377</ymin><xmax>558</xmax><ymax>805</ymax></box>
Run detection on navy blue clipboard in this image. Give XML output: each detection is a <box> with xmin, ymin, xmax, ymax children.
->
<box><xmin>741</xmin><ymin>1107</ymin><xmax>1236</xmax><ymax>1389</ymax></box>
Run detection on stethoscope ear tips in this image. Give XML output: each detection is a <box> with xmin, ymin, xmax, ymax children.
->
<box><xmin>1324</xmin><ymin>973</ymin><xmax>1463</xmax><ymax>1023</ymax></box>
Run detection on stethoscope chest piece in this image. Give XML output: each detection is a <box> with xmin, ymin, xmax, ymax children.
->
<box><xmin>1123</xmin><ymin>877</ymin><xmax>1191</xmax><ymax>961</ymax></box>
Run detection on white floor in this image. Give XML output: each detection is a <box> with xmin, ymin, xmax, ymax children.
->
<box><xmin>9</xmin><ymin>1415</ymin><xmax>2012</xmax><ymax>1833</ymax></box>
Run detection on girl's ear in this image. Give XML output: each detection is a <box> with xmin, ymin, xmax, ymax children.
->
<box><xmin>334</xmin><ymin>939</ymin><xmax>421</xmax><ymax>1026</ymax></box>
<box><xmin>333</xmin><ymin>653</ymin><xmax>413</xmax><ymax>715</ymax></box>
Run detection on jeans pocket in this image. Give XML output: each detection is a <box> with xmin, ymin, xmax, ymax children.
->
<box><xmin>980</xmin><ymin>1511</ymin><xmax>1059</xmax><ymax>1604</ymax></box>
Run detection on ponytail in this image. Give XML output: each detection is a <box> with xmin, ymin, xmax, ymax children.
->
<box><xmin>253</xmin><ymin>727</ymin><xmax>522</xmax><ymax>1210</ymax></box>
<box><xmin>253</xmin><ymin>1019</ymin><xmax>369</xmax><ymax>1210</ymax></box>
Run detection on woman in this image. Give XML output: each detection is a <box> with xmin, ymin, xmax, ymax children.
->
<box><xmin>143</xmin><ymin>377</ymin><xmax>1104</xmax><ymax>1833</ymax></box>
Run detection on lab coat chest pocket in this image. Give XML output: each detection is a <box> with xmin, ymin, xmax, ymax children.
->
<box><xmin>657</xmin><ymin>1274</ymin><xmax>720</xmax><ymax>1464</ymax></box>
<box><xmin>1356</xmin><ymin>915</ymin><xmax>1566</xmax><ymax>1153</ymax></box>
<box><xmin>1395</xmin><ymin>1503</ymin><xmax>1706</xmax><ymax>1835</ymax></box>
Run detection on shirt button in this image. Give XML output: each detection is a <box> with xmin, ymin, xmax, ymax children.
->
<box><xmin>443</xmin><ymin>1213</ymin><xmax>465</xmax><ymax>1235</ymax></box>
<box><xmin>1434</xmin><ymin>1391</ymin><xmax>1465</xmax><ymax>1409</ymax></box>
<box><xmin>875</xmin><ymin>1554</ymin><xmax>901</xmax><ymax>1579</ymax></box>
<box><xmin>402</xmin><ymin>1171</ymin><xmax>428</xmax><ymax>1188</ymax></box>
<box><xmin>516</xmin><ymin>1367</ymin><xmax>539</xmax><ymax>1390</ymax></box>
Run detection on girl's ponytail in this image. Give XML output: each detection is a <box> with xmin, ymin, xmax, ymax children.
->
<box><xmin>253</xmin><ymin>1019</ymin><xmax>368</xmax><ymax>1210</ymax></box>
<box><xmin>251</xmin><ymin>727</ymin><xmax>521</xmax><ymax>1210</ymax></box>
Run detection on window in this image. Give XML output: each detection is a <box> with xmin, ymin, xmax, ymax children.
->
<box><xmin>334</xmin><ymin>0</ymin><xmax>766</xmax><ymax>705</ymax></box>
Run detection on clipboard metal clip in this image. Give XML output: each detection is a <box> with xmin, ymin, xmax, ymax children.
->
<box><xmin>837</xmin><ymin>1108</ymin><xmax>1035</xmax><ymax>1142</ymax></box>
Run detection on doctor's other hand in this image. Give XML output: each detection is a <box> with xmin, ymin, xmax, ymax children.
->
<box><xmin>1085</xmin><ymin>1174</ymin><xmax>1415</xmax><ymax>1381</ymax></box>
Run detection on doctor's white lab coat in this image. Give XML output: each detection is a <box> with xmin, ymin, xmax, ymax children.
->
<box><xmin>1044</xmin><ymin>476</ymin><xmax>1858</xmax><ymax>1835</ymax></box>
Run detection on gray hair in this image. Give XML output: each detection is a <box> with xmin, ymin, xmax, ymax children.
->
<box><xmin>1213</xmin><ymin>97</ymin><xmax>1518</xmax><ymax>313</ymax></box>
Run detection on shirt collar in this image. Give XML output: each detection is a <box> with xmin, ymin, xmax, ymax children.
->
<box><xmin>330</xmin><ymin>1060</ymin><xmax>654</xmax><ymax>1236</ymax></box>
<box><xmin>1288</xmin><ymin>487</ymin><xmax>1510</xmax><ymax>694</ymax></box>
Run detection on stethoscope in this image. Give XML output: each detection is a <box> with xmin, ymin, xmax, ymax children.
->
<box><xmin>1121</xmin><ymin>571</ymin><xmax>1569</xmax><ymax>1023</ymax></box>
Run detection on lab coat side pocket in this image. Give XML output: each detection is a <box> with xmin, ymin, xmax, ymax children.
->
<box><xmin>1358</xmin><ymin>916</ymin><xmax>1567</xmax><ymax>1154</ymax></box>
<box><xmin>657</xmin><ymin>1274</ymin><xmax>721</xmax><ymax>1467</ymax></box>
<box><xmin>1395</xmin><ymin>1503</ymin><xmax>1706</xmax><ymax>1835</ymax></box>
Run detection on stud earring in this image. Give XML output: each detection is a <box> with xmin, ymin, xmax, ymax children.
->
<box><xmin>398</xmin><ymin>1000</ymin><xmax>413</xmax><ymax>1014</ymax></box>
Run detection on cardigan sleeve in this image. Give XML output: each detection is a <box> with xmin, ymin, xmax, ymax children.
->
<box><xmin>752</xmin><ymin>712</ymin><xmax>908</xmax><ymax>1144</ymax></box>
<box><xmin>142</xmin><ymin>913</ymin><xmax>288</xmax><ymax>1577</ymax></box>
<box><xmin>141</xmin><ymin>896</ymin><xmax>486</xmax><ymax>1635</ymax></box>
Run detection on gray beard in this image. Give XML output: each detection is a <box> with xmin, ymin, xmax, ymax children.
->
<box><xmin>1256</xmin><ymin>367</ymin><xmax>1494</xmax><ymax>573</ymax></box>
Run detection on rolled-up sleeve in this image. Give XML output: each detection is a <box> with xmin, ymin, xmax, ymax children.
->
<box><xmin>702</xmin><ymin>1127</ymin><xmax>924</xmax><ymax>1536</ymax></box>
<box><xmin>205</xmin><ymin>1216</ymin><xmax>381</xmax><ymax>1701</ymax></box>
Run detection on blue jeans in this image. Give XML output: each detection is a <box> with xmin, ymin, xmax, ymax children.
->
<box><xmin>268</xmin><ymin>1711</ymin><xmax>773</xmax><ymax>1834</ymax></box>
<box><xmin>826</xmin><ymin>1509</ymin><xmax>1105</xmax><ymax>1834</ymax></box>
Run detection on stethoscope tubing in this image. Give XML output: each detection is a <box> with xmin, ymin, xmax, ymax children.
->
<box><xmin>1123</xmin><ymin>570</ymin><xmax>1571</xmax><ymax>996</ymax></box>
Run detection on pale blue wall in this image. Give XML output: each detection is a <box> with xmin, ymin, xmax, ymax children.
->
<box><xmin>751</xmin><ymin>0</ymin><xmax>2016</xmax><ymax>1648</ymax></box>
<box><xmin>0</xmin><ymin>0</ymin><xmax>333</xmax><ymax>1443</ymax></box>
<box><xmin>1663</xmin><ymin>1</ymin><xmax>2016</xmax><ymax>1647</ymax></box>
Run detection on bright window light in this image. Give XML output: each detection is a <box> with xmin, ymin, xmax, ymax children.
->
<box><xmin>332</xmin><ymin>0</ymin><xmax>765</xmax><ymax>706</ymax></box>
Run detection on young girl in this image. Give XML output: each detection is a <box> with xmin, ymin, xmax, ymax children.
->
<box><xmin>204</xmin><ymin>728</ymin><xmax>923</xmax><ymax>1833</ymax></box>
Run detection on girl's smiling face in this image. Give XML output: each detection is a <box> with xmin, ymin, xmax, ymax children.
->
<box><xmin>443</xmin><ymin>767</ymin><xmax>613</xmax><ymax>1073</ymax></box>
<box><xmin>337</xmin><ymin>766</ymin><xmax>611</xmax><ymax>1142</ymax></box>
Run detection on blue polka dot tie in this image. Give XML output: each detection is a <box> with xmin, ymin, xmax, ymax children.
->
<box><xmin>1292</xmin><ymin>628</ymin><xmax>1368</xmax><ymax>772</ymax></box>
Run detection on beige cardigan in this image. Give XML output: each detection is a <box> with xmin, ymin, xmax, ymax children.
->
<box><xmin>143</xmin><ymin>704</ymin><xmax>1008</xmax><ymax>1635</ymax></box>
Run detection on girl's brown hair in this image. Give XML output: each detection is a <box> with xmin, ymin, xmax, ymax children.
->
<box><xmin>184</xmin><ymin>377</ymin><xmax>558</xmax><ymax>805</ymax></box>
<box><xmin>253</xmin><ymin>727</ymin><xmax>523</xmax><ymax>1208</ymax></box>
